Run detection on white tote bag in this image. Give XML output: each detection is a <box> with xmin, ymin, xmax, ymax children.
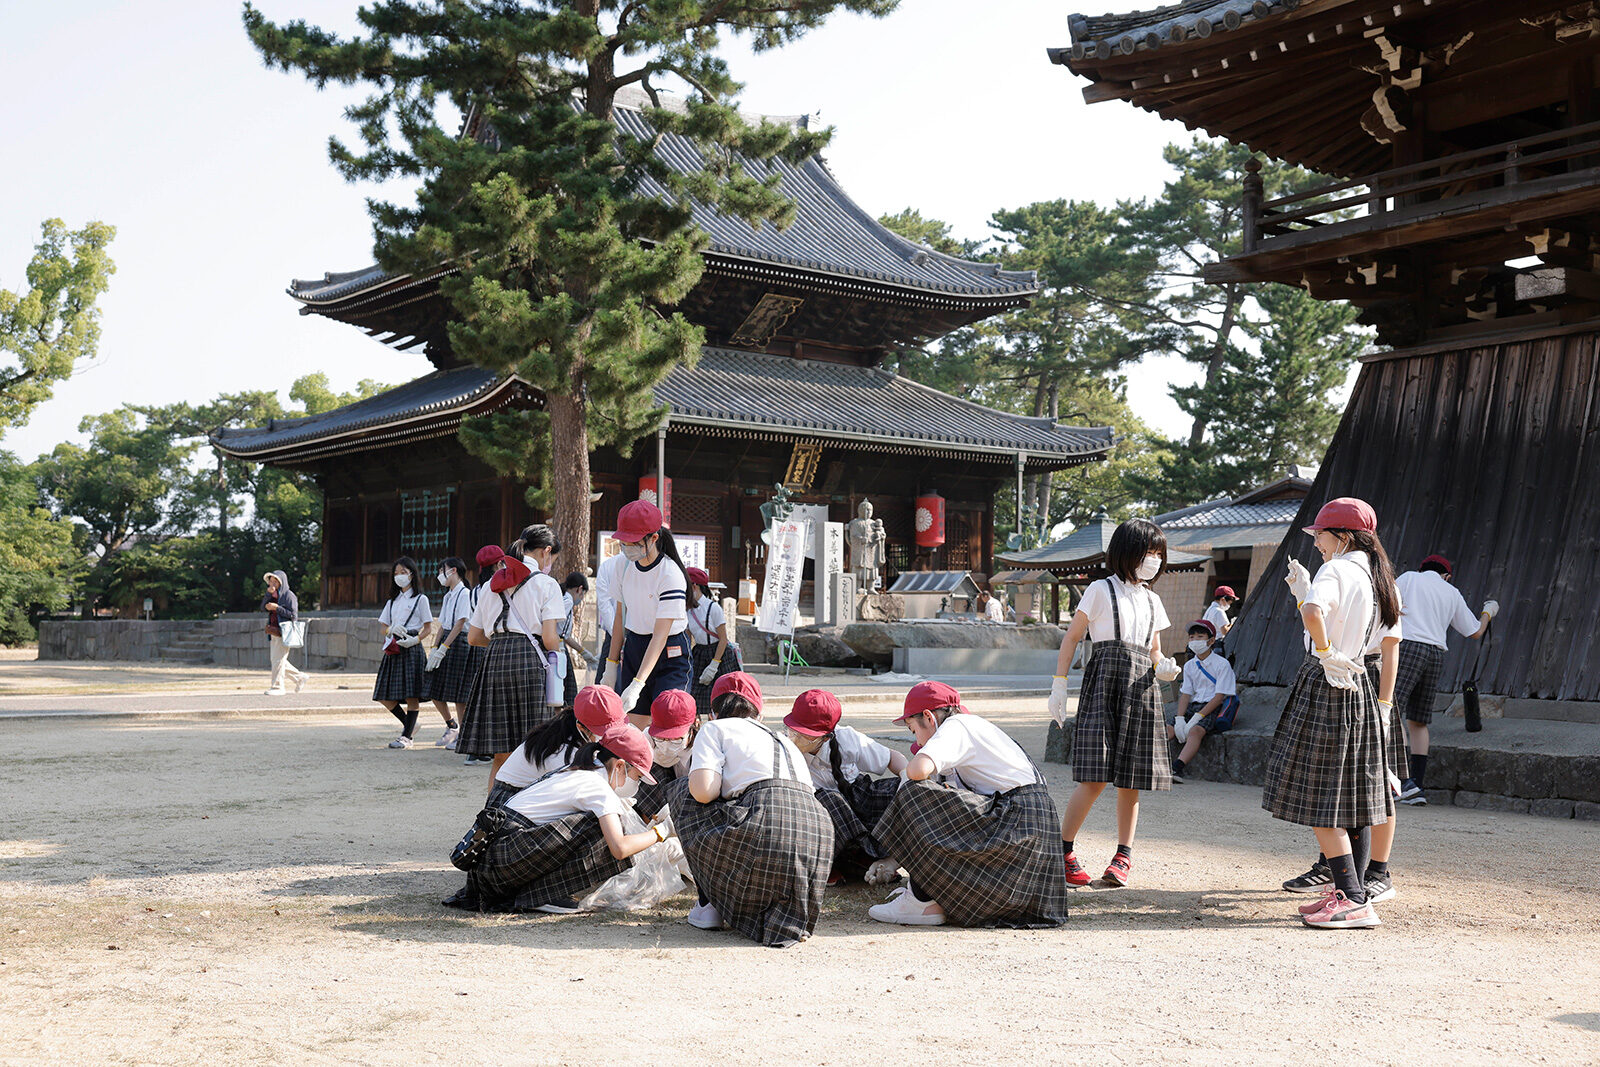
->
<box><xmin>280</xmin><ymin>620</ymin><xmax>307</xmax><ymax>649</ymax></box>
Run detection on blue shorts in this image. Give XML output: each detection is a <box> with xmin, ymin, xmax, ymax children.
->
<box><xmin>618</xmin><ymin>630</ymin><xmax>692</xmax><ymax>707</ymax></box>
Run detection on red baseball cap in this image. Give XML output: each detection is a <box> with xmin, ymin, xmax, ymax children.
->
<box><xmin>1303</xmin><ymin>497</ymin><xmax>1377</xmax><ymax>535</ymax></box>
<box><xmin>614</xmin><ymin>499</ymin><xmax>664</xmax><ymax>543</ymax></box>
<box><xmin>1421</xmin><ymin>553</ymin><xmax>1453</xmax><ymax>573</ymax></box>
<box><xmin>598</xmin><ymin>722</ymin><xmax>657</xmax><ymax>784</ymax></box>
<box><xmin>574</xmin><ymin>685</ymin><xmax>626</xmax><ymax>733</ymax></box>
<box><xmin>895</xmin><ymin>680</ymin><xmax>968</xmax><ymax>723</ymax></box>
<box><xmin>648</xmin><ymin>688</ymin><xmax>697</xmax><ymax>739</ymax></box>
<box><xmin>710</xmin><ymin>671</ymin><xmax>763</xmax><ymax>712</ymax></box>
<box><xmin>1213</xmin><ymin>585</ymin><xmax>1237</xmax><ymax>600</ymax></box>
<box><xmin>1188</xmin><ymin>619</ymin><xmax>1217</xmax><ymax>638</ymax></box>
<box><xmin>784</xmin><ymin>689</ymin><xmax>842</xmax><ymax>737</ymax></box>
<box><xmin>475</xmin><ymin>544</ymin><xmax>505</xmax><ymax>568</ymax></box>
<box><xmin>685</xmin><ymin>567</ymin><xmax>711</xmax><ymax>587</ymax></box>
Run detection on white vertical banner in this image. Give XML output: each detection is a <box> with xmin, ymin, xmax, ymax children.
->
<box><xmin>757</xmin><ymin>520</ymin><xmax>809</xmax><ymax>636</ymax></box>
<box><xmin>817</xmin><ymin>521</ymin><xmax>845</xmax><ymax>626</ymax></box>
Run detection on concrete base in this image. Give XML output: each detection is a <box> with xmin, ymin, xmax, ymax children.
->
<box><xmin>892</xmin><ymin>647</ymin><xmax>1058</xmax><ymax>676</ymax></box>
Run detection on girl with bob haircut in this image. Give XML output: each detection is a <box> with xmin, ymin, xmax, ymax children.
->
<box><xmin>870</xmin><ymin>681</ymin><xmax>1069</xmax><ymax>928</ymax></box>
<box><xmin>456</xmin><ymin>527</ymin><xmax>568</xmax><ymax>786</ymax></box>
<box><xmin>447</xmin><ymin>706</ymin><xmax>667</xmax><ymax>914</ymax></box>
<box><xmin>1265</xmin><ymin>497</ymin><xmax>1401</xmax><ymax>930</ymax></box>
<box><xmin>372</xmin><ymin>556</ymin><xmax>436</xmax><ymax>748</ymax></box>
<box><xmin>605</xmin><ymin>500</ymin><xmax>695</xmax><ymax>720</ymax></box>
<box><xmin>1048</xmin><ymin>517</ymin><xmax>1182</xmax><ymax>888</ymax></box>
<box><xmin>668</xmin><ymin>672</ymin><xmax>834</xmax><ymax>948</ymax></box>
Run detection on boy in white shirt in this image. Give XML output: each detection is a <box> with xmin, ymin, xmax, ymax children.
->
<box><xmin>1167</xmin><ymin>619</ymin><xmax>1239</xmax><ymax>783</ymax></box>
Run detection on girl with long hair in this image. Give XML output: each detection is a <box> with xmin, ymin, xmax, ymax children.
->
<box><xmin>605</xmin><ymin>500</ymin><xmax>694</xmax><ymax>723</ymax></box>
<box><xmin>422</xmin><ymin>556</ymin><xmax>482</xmax><ymax>750</ymax></box>
<box><xmin>372</xmin><ymin>556</ymin><xmax>435</xmax><ymax>748</ymax></box>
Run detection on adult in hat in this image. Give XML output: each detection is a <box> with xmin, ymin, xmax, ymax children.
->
<box><xmin>604</xmin><ymin>500</ymin><xmax>695</xmax><ymax>722</ymax></box>
<box><xmin>260</xmin><ymin>569</ymin><xmax>307</xmax><ymax>696</ymax></box>
<box><xmin>868</xmin><ymin>682</ymin><xmax>1069</xmax><ymax>928</ymax></box>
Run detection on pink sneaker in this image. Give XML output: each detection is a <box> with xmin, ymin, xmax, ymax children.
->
<box><xmin>1301</xmin><ymin>891</ymin><xmax>1381</xmax><ymax>929</ymax></box>
<box><xmin>1298</xmin><ymin>889</ymin><xmax>1339</xmax><ymax>916</ymax></box>
<box><xmin>1103</xmin><ymin>852</ymin><xmax>1133</xmax><ymax>887</ymax></box>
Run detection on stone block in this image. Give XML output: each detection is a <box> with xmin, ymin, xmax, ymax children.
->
<box><xmin>1474</xmin><ymin>793</ymin><xmax>1532</xmax><ymax>814</ymax></box>
<box><xmin>1453</xmin><ymin>790</ymin><xmax>1484</xmax><ymax>808</ymax></box>
<box><xmin>793</xmin><ymin>629</ymin><xmax>861</xmax><ymax>668</ymax></box>
<box><xmin>1460</xmin><ymin>746</ymin><xmax>1511</xmax><ymax>796</ymax></box>
<box><xmin>1222</xmin><ymin>733</ymin><xmax>1271</xmax><ymax>788</ymax></box>
<box><xmin>856</xmin><ymin>593</ymin><xmax>905</xmax><ymax>622</ymax></box>
<box><xmin>325</xmin><ymin>632</ymin><xmax>348</xmax><ymax>658</ymax></box>
<box><xmin>1560</xmin><ymin>757</ymin><xmax>1600</xmax><ymax>803</ymax></box>
<box><xmin>1423</xmin><ymin>789</ymin><xmax>1455</xmax><ymax>806</ymax></box>
<box><xmin>1425</xmin><ymin>746</ymin><xmax>1463</xmax><ymax>790</ymax></box>
<box><xmin>1529</xmin><ymin>798</ymin><xmax>1575</xmax><ymax>819</ymax></box>
<box><xmin>1508</xmin><ymin>752</ymin><xmax>1563</xmax><ymax>799</ymax></box>
<box><xmin>1574</xmin><ymin>801</ymin><xmax>1600</xmax><ymax>822</ymax></box>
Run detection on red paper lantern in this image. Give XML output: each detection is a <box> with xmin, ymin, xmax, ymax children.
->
<box><xmin>639</xmin><ymin>476</ymin><xmax>672</xmax><ymax>525</ymax></box>
<box><xmin>914</xmin><ymin>493</ymin><xmax>945</xmax><ymax>547</ymax></box>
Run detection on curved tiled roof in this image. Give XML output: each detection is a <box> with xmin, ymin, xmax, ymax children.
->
<box><xmin>1157</xmin><ymin>497</ymin><xmax>1303</xmax><ymax>529</ymax></box>
<box><xmin>1062</xmin><ymin>0</ymin><xmax>1298</xmax><ymax>61</ymax></box>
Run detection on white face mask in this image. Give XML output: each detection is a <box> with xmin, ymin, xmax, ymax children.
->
<box><xmin>394</xmin><ymin>573</ymin><xmax>411</xmax><ymax>589</ymax></box>
<box><xmin>651</xmin><ymin>736</ymin><xmax>687</xmax><ymax>768</ymax></box>
<box><xmin>612</xmin><ymin>771</ymin><xmax>640</xmax><ymax>800</ymax></box>
<box><xmin>1188</xmin><ymin>639</ymin><xmax>1210</xmax><ymax>657</ymax></box>
<box><xmin>1135</xmin><ymin>555</ymin><xmax>1161</xmax><ymax>582</ymax></box>
<box><xmin>620</xmin><ymin>543</ymin><xmax>647</xmax><ymax>562</ymax></box>
<box><xmin>437</xmin><ymin>571</ymin><xmax>451</xmax><ymax>587</ymax></box>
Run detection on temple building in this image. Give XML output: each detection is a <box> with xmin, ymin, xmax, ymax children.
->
<box><xmin>1053</xmin><ymin>0</ymin><xmax>1600</xmax><ymax>701</ymax></box>
<box><xmin>216</xmin><ymin>91</ymin><xmax>1113</xmax><ymax>609</ymax></box>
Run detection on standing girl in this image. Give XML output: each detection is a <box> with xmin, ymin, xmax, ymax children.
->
<box><xmin>457</xmin><ymin>529</ymin><xmax>567</xmax><ymax>786</ymax></box>
<box><xmin>605</xmin><ymin>500</ymin><xmax>693</xmax><ymax>721</ymax></box>
<box><xmin>668</xmin><ymin>672</ymin><xmax>833</xmax><ymax>948</ymax></box>
<box><xmin>1047</xmin><ymin>519</ymin><xmax>1181</xmax><ymax>887</ymax></box>
<box><xmin>783</xmin><ymin>688</ymin><xmax>906</xmax><ymax>882</ymax></box>
<box><xmin>372</xmin><ymin>556</ymin><xmax>435</xmax><ymax>749</ymax></box>
<box><xmin>423</xmin><ymin>557</ymin><xmax>482</xmax><ymax>750</ymax></box>
<box><xmin>1263</xmin><ymin>497</ymin><xmax>1400</xmax><ymax>930</ymax></box>
<box><xmin>685</xmin><ymin>567</ymin><xmax>739</xmax><ymax>715</ymax></box>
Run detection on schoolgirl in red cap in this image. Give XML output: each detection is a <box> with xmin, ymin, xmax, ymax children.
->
<box><xmin>603</xmin><ymin>500</ymin><xmax>695</xmax><ymax>723</ymax></box>
<box><xmin>685</xmin><ymin>567</ymin><xmax>740</xmax><ymax>715</ymax></box>
<box><xmin>456</xmin><ymin>529</ymin><xmax>569</xmax><ymax>787</ymax></box>
<box><xmin>869</xmin><ymin>681</ymin><xmax>1069</xmax><ymax>928</ymax></box>
<box><xmin>629</xmin><ymin>688</ymin><xmax>701</xmax><ymax>819</ymax></box>
<box><xmin>783</xmin><ymin>689</ymin><xmax>906</xmax><ymax>883</ymax></box>
<box><xmin>1049</xmin><ymin>518</ymin><xmax>1180</xmax><ymax>889</ymax></box>
<box><xmin>484</xmin><ymin>685</ymin><xmax>626</xmax><ymax>811</ymax></box>
<box><xmin>668</xmin><ymin>672</ymin><xmax>833</xmax><ymax>947</ymax></box>
<box><xmin>447</xmin><ymin>719</ymin><xmax>668</xmax><ymax>914</ymax></box>
<box><xmin>1264</xmin><ymin>497</ymin><xmax>1401</xmax><ymax>930</ymax></box>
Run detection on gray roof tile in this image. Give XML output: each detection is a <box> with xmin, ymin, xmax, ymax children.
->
<box><xmin>1062</xmin><ymin>0</ymin><xmax>1294</xmax><ymax>61</ymax></box>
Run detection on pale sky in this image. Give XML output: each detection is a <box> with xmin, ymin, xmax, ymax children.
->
<box><xmin>0</xmin><ymin>1</ymin><xmax>1196</xmax><ymax>464</ymax></box>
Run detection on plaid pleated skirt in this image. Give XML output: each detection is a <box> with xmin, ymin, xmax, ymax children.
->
<box><xmin>630</xmin><ymin>763</ymin><xmax>678</xmax><ymax>820</ymax></box>
<box><xmin>874</xmin><ymin>780</ymin><xmax>1069</xmax><ymax>929</ymax></box>
<box><xmin>668</xmin><ymin>776</ymin><xmax>833</xmax><ymax>948</ymax></box>
<box><xmin>1262</xmin><ymin>657</ymin><xmax>1392</xmax><ymax>828</ymax></box>
<box><xmin>1072</xmin><ymin>639</ymin><xmax>1171</xmax><ymax>791</ymax></box>
<box><xmin>372</xmin><ymin>644</ymin><xmax>426</xmax><ymax>702</ymax></box>
<box><xmin>451</xmin><ymin>806</ymin><xmax>628</xmax><ymax>912</ymax></box>
<box><xmin>423</xmin><ymin>640</ymin><xmax>485</xmax><ymax>704</ymax></box>
<box><xmin>1365</xmin><ymin>653</ymin><xmax>1411</xmax><ymax>787</ymax></box>
<box><xmin>814</xmin><ymin>775</ymin><xmax>899</xmax><ymax>863</ymax></box>
<box><xmin>689</xmin><ymin>643</ymin><xmax>742</xmax><ymax>716</ymax></box>
<box><xmin>456</xmin><ymin>634</ymin><xmax>552</xmax><ymax>757</ymax></box>
<box><xmin>1395</xmin><ymin>639</ymin><xmax>1445</xmax><ymax>724</ymax></box>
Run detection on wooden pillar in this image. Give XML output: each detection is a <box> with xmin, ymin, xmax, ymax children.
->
<box><xmin>1242</xmin><ymin>157</ymin><xmax>1263</xmax><ymax>251</ymax></box>
<box><xmin>319</xmin><ymin>491</ymin><xmax>332</xmax><ymax>609</ymax></box>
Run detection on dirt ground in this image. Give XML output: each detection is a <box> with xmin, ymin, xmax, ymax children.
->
<box><xmin>2</xmin><ymin>698</ymin><xmax>1598</xmax><ymax>1066</ymax></box>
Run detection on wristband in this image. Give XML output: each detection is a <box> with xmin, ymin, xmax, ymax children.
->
<box><xmin>1314</xmin><ymin>644</ymin><xmax>1331</xmax><ymax>655</ymax></box>
<box><xmin>653</xmin><ymin>823</ymin><xmax>667</xmax><ymax>843</ymax></box>
<box><xmin>1377</xmin><ymin>699</ymin><xmax>1393</xmax><ymax>708</ymax></box>
<box><xmin>711</xmin><ymin>659</ymin><xmax>721</xmax><ymax>666</ymax></box>
<box><xmin>607</xmin><ymin>658</ymin><xmax>620</xmax><ymax>666</ymax></box>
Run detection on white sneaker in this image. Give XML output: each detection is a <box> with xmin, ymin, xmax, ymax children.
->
<box><xmin>263</xmin><ymin>688</ymin><xmax>286</xmax><ymax>696</ymax></box>
<box><xmin>388</xmin><ymin>736</ymin><xmax>413</xmax><ymax>749</ymax></box>
<box><xmin>867</xmin><ymin>885</ymin><xmax>945</xmax><ymax>926</ymax></box>
<box><xmin>687</xmin><ymin>902</ymin><xmax>725</xmax><ymax>930</ymax></box>
<box><xmin>436</xmin><ymin>727</ymin><xmax>459</xmax><ymax>749</ymax></box>
<box><xmin>293</xmin><ymin>675</ymin><xmax>306</xmax><ymax>693</ymax></box>
<box><xmin>1172</xmin><ymin>716</ymin><xmax>1191</xmax><ymax>743</ymax></box>
<box><xmin>864</xmin><ymin>858</ymin><xmax>904</xmax><ymax>886</ymax></box>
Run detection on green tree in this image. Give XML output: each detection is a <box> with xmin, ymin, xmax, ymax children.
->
<box><xmin>244</xmin><ymin>0</ymin><xmax>896</xmax><ymax>576</ymax></box>
<box><xmin>0</xmin><ymin>451</ymin><xmax>81</xmax><ymax>642</ymax></box>
<box><xmin>0</xmin><ymin>219</ymin><xmax>116</xmax><ymax>429</ymax></box>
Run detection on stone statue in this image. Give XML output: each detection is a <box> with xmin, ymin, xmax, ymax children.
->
<box><xmin>847</xmin><ymin>499</ymin><xmax>886</xmax><ymax>592</ymax></box>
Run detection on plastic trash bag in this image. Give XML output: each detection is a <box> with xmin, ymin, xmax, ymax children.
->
<box><xmin>580</xmin><ymin>806</ymin><xmax>685</xmax><ymax>911</ymax></box>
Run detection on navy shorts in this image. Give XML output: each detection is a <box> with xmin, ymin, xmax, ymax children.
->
<box><xmin>618</xmin><ymin>630</ymin><xmax>692</xmax><ymax>706</ymax></box>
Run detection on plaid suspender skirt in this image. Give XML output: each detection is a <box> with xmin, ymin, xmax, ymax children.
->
<box><xmin>452</xmin><ymin>805</ymin><xmax>628</xmax><ymax>912</ymax></box>
<box><xmin>1071</xmin><ymin>580</ymin><xmax>1170</xmax><ymax>791</ymax></box>
<box><xmin>423</xmin><ymin>640</ymin><xmax>485</xmax><ymax>704</ymax></box>
<box><xmin>1365</xmin><ymin>653</ymin><xmax>1411</xmax><ymax>789</ymax></box>
<box><xmin>455</xmin><ymin>631</ymin><xmax>553</xmax><ymax>757</ymax></box>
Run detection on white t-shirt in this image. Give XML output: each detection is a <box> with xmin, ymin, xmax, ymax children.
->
<box><xmin>690</xmin><ymin>717</ymin><xmax>809</xmax><ymax>798</ymax></box>
<box><xmin>1203</xmin><ymin>602</ymin><xmax>1230</xmax><ymax>635</ymax></box>
<box><xmin>916</xmin><ymin>713</ymin><xmax>1037</xmax><ymax>796</ymax></box>
<box><xmin>983</xmin><ymin>597</ymin><xmax>1005</xmax><ymax>623</ymax></box>
<box><xmin>471</xmin><ymin>572</ymin><xmax>566</xmax><ymax>637</ymax></box>
<box><xmin>620</xmin><ymin>556</ymin><xmax>688</xmax><ymax>636</ymax></box>
<box><xmin>1303</xmin><ymin>551</ymin><xmax>1378</xmax><ymax>660</ymax></box>
<box><xmin>378</xmin><ymin>591</ymin><xmax>434</xmax><ymax>632</ymax></box>
<box><xmin>1076</xmin><ymin>576</ymin><xmax>1170</xmax><ymax>646</ymax></box>
<box><xmin>1395</xmin><ymin>570</ymin><xmax>1481</xmax><ymax>650</ymax></box>
<box><xmin>437</xmin><ymin>584</ymin><xmax>475</xmax><ymax>631</ymax></box>
<box><xmin>595</xmin><ymin>551</ymin><xmax>629</xmax><ymax>636</ymax></box>
<box><xmin>504</xmin><ymin>766</ymin><xmax>626</xmax><ymax>824</ymax></box>
<box><xmin>804</xmin><ymin>725</ymin><xmax>896</xmax><ymax>792</ymax></box>
<box><xmin>1180</xmin><ymin>653</ymin><xmax>1237</xmax><ymax>704</ymax></box>
<box><xmin>685</xmin><ymin>598</ymin><xmax>726</xmax><ymax>646</ymax></box>
<box><xmin>495</xmin><ymin>743</ymin><xmax>578</xmax><ymax>789</ymax></box>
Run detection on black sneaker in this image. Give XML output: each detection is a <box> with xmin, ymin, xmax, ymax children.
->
<box><xmin>441</xmin><ymin>884</ymin><xmax>479</xmax><ymax>909</ymax></box>
<box><xmin>1397</xmin><ymin>779</ymin><xmax>1426</xmax><ymax>805</ymax></box>
<box><xmin>532</xmin><ymin>897</ymin><xmax>584</xmax><ymax>914</ymax></box>
<box><xmin>1170</xmin><ymin>761</ymin><xmax>1185</xmax><ymax>784</ymax></box>
<box><xmin>1283</xmin><ymin>861</ymin><xmax>1334</xmax><ymax>894</ymax></box>
<box><xmin>1364</xmin><ymin>872</ymin><xmax>1396</xmax><ymax>904</ymax></box>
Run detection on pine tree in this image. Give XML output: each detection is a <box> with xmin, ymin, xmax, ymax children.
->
<box><xmin>243</xmin><ymin>0</ymin><xmax>895</xmax><ymax>576</ymax></box>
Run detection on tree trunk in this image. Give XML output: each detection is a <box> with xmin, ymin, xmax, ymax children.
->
<box><xmin>545</xmin><ymin>391</ymin><xmax>593</xmax><ymax>579</ymax></box>
<box><xmin>1187</xmin><ymin>283</ymin><xmax>1242</xmax><ymax>448</ymax></box>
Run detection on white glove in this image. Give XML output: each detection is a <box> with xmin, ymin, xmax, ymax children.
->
<box><xmin>1154</xmin><ymin>656</ymin><xmax>1181</xmax><ymax>682</ymax></box>
<box><xmin>621</xmin><ymin>678</ymin><xmax>646</xmax><ymax>713</ymax></box>
<box><xmin>397</xmin><ymin>634</ymin><xmax>421</xmax><ymax>649</ymax></box>
<box><xmin>583</xmin><ymin>653</ymin><xmax>600</xmax><ymax>671</ymax></box>
<box><xmin>387</xmin><ymin>622</ymin><xmax>407</xmax><ymax>639</ymax></box>
<box><xmin>1172</xmin><ymin>715</ymin><xmax>1191</xmax><ymax>744</ymax></box>
<box><xmin>1313</xmin><ymin>645</ymin><xmax>1360</xmax><ymax>690</ymax></box>
<box><xmin>1482</xmin><ymin>599</ymin><xmax>1499</xmax><ymax>619</ymax></box>
<box><xmin>1285</xmin><ymin>559</ymin><xmax>1312</xmax><ymax>604</ymax></box>
<box><xmin>699</xmin><ymin>661</ymin><xmax>720</xmax><ymax>686</ymax></box>
<box><xmin>1047</xmin><ymin>676</ymin><xmax>1071</xmax><ymax>724</ymax></box>
<box><xmin>1376</xmin><ymin>697</ymin><xmax>1393</xmax><ymax>732</ymax></box>
<box><xmin>425</xmin><ymin>647</ymin><xmax>446</xmax><ymax>671</ymax></box>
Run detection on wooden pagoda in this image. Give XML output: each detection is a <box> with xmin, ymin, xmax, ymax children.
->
<box><xmin>216</xmin><ymin>90</ymin><xmax>1113</xmax><ymax>610</ymax></box>
<box><xmin>1054</xmin><ymin>0</ymin><xmax>1600</xmax><ymax>701</ymax></box>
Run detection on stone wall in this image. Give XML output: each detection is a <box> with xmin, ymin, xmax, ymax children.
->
<box><xmin>40</xmin><ymin>614</ymin><xmax>390</xmax><ymax>672</ymax></box>
<box><xmin>38</xmin><ymin>620</ymin><xmax>210</xmax><ymax>662</ymax></box>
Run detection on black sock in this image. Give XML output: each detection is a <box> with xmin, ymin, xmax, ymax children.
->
<box><xmin>697</xmin><ymin>888</ymin><xmax>709</xmax><ymax>907</ymax></box>
<box><xmin>388</xmin><ymin>705</ymin><xmax>408</xmax><ymax>725</ymax></box>
<box><xmin>1343</xmin><ymin>827</ymin><xmax>1371</xmax><ymax>878</ymax></box>
<box><xmin>1115</xmin><ymin>844</ymin><xmax>1133</xmax><ymax>859</ymax></box>
<box><xmin>402</xmin><ymin>707</ymin><xmax>420</xmax><ymax>739</ymax></box>
<box><xmin>1409</xmin><ymin>753</ymin><xmax>1428</xmax><ymax>788</ymax></box>
<box><xmin>909</xmin><ymin>878</ymin><xmax>932</xmax><ymax>901</ymax></box>
<box><xmin>1316</xmin><ymin>853</ymin><xmax>1327</xmax><ymax>866</ymax></box>
<box><xmin>1172</xmin><ymin>758</ymin><xmax>1186</xmax><ymax>773</ymax></box>
<box><xmin>1062</xmin><ymin>839</ymin><xmax>1074</xmax><ymax>856</ymax></box>
<box><xmin>1367</xmin><ymin>859</ymin><xmax>1390</xmax><ymax>879</ymax></box>
<box><xmin>447</xmin><ymin>719</ymin><xmax>459</xmax><ymax>729</ymax></box>
<box><xmin>1327</xmin><ymin>852</ymin><xmax>1366</xmax><ymax>904</ymax></box>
